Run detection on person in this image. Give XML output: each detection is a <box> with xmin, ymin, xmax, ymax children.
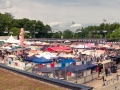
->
<box><xmin>105</xmin><ymin>68</ymin><xmax>108</xmax><ymax>76</ymax></box>
<box><xmin>103</xmin><ymin>80</ymin><xmax>105</xmax><ymax>86</ymax></box>
<box><xmin>104</xmin><ymin>79</ymin><xmax>108</xmax><ymax>86</ymax></box>
<box><xmin>108</xmin><ymin>67</ymin><xmax>111</xmax><ymax>75</ymax></box>
<box><xmin>96</xmin><ymin>65</ymin><xmax>100</xmax><ymax>75</ymax></box>
<box><xmin>102</xmin><ymin>72</ymin><xmax>105</xmax><ymax>81</ymax></box>
<box><xmin>116</xmin><ymin>74</ymin><xmax>119</xmax><ymax>81</ymax></box>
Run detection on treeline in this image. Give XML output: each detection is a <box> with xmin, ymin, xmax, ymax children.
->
<box><xmin>53</xmin><ymin>23</ymin><xmax>120</xmax><ymax>40</ymax></box>
<box><xmin>0</xmin><ymin>12</ymin><xmax>120</xmax><ymax>40</ymax></box>
<box><xmin>0</xmin><ymin>12</ymin><xmax>51</xmax><ymax>38</ymax></box>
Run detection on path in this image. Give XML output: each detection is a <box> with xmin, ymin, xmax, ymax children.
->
<box><xmin>83</xmin><ymin>69</ymin><xmax>120</xmax><ymax>90</ymax></box>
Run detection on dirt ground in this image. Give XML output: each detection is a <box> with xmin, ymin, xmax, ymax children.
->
<box><xmin>0</xmin><ymin>68</ymin><xmax>67</xmax><ymax>90</ymax></box>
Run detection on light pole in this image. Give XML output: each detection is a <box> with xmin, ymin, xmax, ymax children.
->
<box><xmin>33</xmin><ymin>24</ymin><xmax>35</xmax><ymax>39</ymax></box>
<box><xmin>76</xmin><ymin>30</ymin><xmax>82</xmax><ymax>39</ymax></box>
<box><xmin>103</xmin><ymin>19</ymin><xmax>107</xmax><ymax>39</ymax></box>
<box><xmin>61</xmin><ymin>31</ymin><xmax>63</xmax><ymax>39</ymax></box>
<box><xmin>47</xmin><ymin>29</ymin><xmax>55</xmax><ymax>38</ymax></box>
<box><xmin>93</xmin><ymin>31</ymin><xmax>96</xmax><ymax>38</ymax></box>
<box><xmin>57</xmin><ymin>31</ymin><xmax>63</xmax><ymax>39</ymax></box>
<box><xmin>4</xmin><ymin>28</ymin><xmax>13</xmax><ymax>35</ymax></box>
<box><xmin>72</xmin><ymin>21</ymin><xmax>75</xmax><ymax>39</ymax></box>
<box><xmin>103</xmin><ymin>30</ymin><xmax>107</xmax><ymax>39</ymax></box>
<box><xmin>25</xmin><ymin>31</ymin><xmax>30</xmax><ymax>38</ymax></box>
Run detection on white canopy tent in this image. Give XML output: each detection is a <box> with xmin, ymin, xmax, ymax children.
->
<box><xmin>64</xmin><ymin>40</ymin><xmax>71</xmax><ymax>43</ymax></box>
<box><xmin>74</xmin><ymin>44</ymin><xmax>88</xmax><ymax>48</ymax></box>
<box><xmin>2</xmin><ymin>46</ymin><xmax>12</xmax><ymax>50</ymax></box>
<box><xmin>36</xmin><ymin>52</ymin><xmax>58</xmax><ymax>59</ymax></box>
<box><xmin>63</xmin><ymin>54</ymin><xmax>75</xmax><ymax>58</ymax></box>
<box><xmin>5</xmin><ymin>35</ymin><xmax>19</xmax><ymax>43</ymax></box>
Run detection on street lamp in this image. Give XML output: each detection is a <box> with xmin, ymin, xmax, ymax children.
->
<box><xmin>74</xmin><ymin>30</ymin><xmax>82</xmax><ymax>39</ymax></box>
<box><xmin>33</xmin><ymin>24</ymin><xmax>35</xmax><ymax>38</ymax></box>
<box><xmin>10</xmin><ymin>32</ymin><xmax>13</xmax><ymax>34</ymax></box>
<box><xmin>97</xmin><ymin>31</ymin><xmax>100</xmax><ymax>34</ymax></box>
<box><xmin>25</xmin><ymin>30</ymin><xmax>30</xmax><ymax>33</ymax></box>
<box><xmin>76</xmin><ymin>30</ymin><xmax>82</xmax><ymax>33</ymax></box>
<box><xmin>35</xmin><ymin>32</ymin><xmax>38</xmax><ymax>34</ymax></box>
<box><xmin>4</xmin><ymin>27</ymin><xmax>13</xmax><ymax>34</ymax></box>
<box><xmin>103</xmin><ymin>30</ymin><xmax>107</xmax><ymax>39</ymax></box>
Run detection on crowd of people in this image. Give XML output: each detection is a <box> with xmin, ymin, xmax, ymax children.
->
<box><xmin>102</xmin><ymin>74</ymin><xmax>119</xmax><ymax>86</ymax></box>
<box><xmin>0</xmin><ymin>41</ymin><xmax>120</xmax><ymax>86</ymax></box>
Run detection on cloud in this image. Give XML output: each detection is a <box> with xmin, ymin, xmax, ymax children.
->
<box><xmin>0</xmin><ymin>0</ymin><xmax>12</xmax><ymax>9</ymax></box>
<box><xmin>49</xmin><ymin>22</ymin><xmax>60</xmax><ymax>27</ymax></box>
<box><xmin>70</xmin><ymin>24</ymin><xmax>82</xmax><ymax>27</ymax></box>
<box><xmin>1</xmin><ymin>0</ymin><xmax>120</xmax><ymax>31</ymax></box>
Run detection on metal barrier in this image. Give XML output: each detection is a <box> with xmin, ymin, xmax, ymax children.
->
<box><xmin>0</xmin><ymin>63</ymin><xmax>93</xmax><ymax>90</ymax></box>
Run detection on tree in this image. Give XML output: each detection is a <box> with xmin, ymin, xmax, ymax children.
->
<box><xmin>63</xmin><ymin>30</ymin><xmax>73</xmax><ymax>39</ymax></box>
<box><xmin>52</xmin><ymin>32</ymin><xmax>61</xmax><ymax>38</ymax></box>
<box><xmin>0</xmin><ymin>13</ymin><xmax>14</xmax><ymax>35</ymax></box>
<box><xmin>9</xmin><ymin>27</ymin><xmax>20</xmax><ymax>36</ymax></box>
<box><xmin>24</xmin><ymin>20</ymin><xmax>36</xmax><ymax>38</ymax></box>
<box><xmin>109</xmin><ymin>29</ymin><xmax>120</xmax><ymax>40</ymax></box>
<box><xmin>94</xmin><ymin>34</ymin><xmax>100</xmax><ymax>38</ymax></box>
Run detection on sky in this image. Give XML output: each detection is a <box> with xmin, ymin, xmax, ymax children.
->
<box><xmin>0</xmin><ymin>0</ymin><xmax>120</xmax><ymax>31</ymax></box>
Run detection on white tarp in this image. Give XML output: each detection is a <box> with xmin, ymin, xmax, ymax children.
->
<box><xmin>63</xmin><ymin>54</ymin><xmax>75</xmax><ymax>58</ymax></box>
<box><xmin>75</xmin><ymin>44</ymin><xmax>88</xmax><ymax>48</ymax></box>
<box><xmin>64</xmin><ymin>40</ymin><xmax>71</xmax><ymax>43</ymax></box>
<box><xmin>6</xmin><ymin>35</ymin><xmax>19</xmax><ymax>43</ymax></box>
<box><xmin>2</xmin><ymin>46</ymin><xmax>12</xmax><ymax>49</ymax></box>
<box><xmin>36</xmin><ymin>52</ymin><xmax>58</xmax><ymax>59</ymax></box>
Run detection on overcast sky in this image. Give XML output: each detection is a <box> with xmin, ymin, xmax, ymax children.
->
<box><xmin>0</xmin><ymin>0</ymin><xmax>120</xmax><ymax>31</ymax></box>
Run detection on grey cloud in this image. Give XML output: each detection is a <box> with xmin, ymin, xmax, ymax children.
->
<box><xmin>1</xmin><ymin>0</ymin><xmax>120</xmax><ymax>31</ymax></box>
<box><xmin>0</xmin><ymin>1</ymin><xmax>12</xmax><ymax>9</ymax></box>
<box><xmin>29</xmin><ymin>0</ymin><xmax>120</xmax><ymax>7</ymax></box>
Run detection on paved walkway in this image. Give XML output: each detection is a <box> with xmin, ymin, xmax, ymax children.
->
<box><xmin>83</xmin><ymin>69</ymin><xmax>120</xmax><ymax>90</ymax></box>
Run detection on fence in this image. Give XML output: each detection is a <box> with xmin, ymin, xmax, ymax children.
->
<box><xmin>0</xmin><ymin>61</ymin><xmax>93</xmax><ymax>90</ymax></box>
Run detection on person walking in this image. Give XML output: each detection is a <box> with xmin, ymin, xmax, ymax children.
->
<box><xmin>116</xmin><ymin>74</ymin><xmax>119</xmax><ymax>81</ymax></box>
<box><xmin>102</xmin><ymin>72</ymin><xmax>105</xmax><ymax>81</ymax></box>
<box><xmin>105</xmin><ymin>68</ymin><xmax>108</xmax><ymax>76</ymax></box>
<box><xmin>104</xmin><ymin>79</ymin><xmax>108</xmax><ymax>86</ymax></box>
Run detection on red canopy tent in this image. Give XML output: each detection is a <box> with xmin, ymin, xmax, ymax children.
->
<box><xmin>46</xmin><ymin>46</ymin><xmax>70</xmax><ymax>52</ymax></box>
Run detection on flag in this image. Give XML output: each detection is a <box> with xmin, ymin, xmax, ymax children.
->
<box><xmin>72</xmin><ymin>21</ymin><xmax>75</xmax><ymax>24</ymax></box>
<box><xmin>103</xmin><ymin>19</ymin><xmax>106</xmax><ymax>22</ymax></box>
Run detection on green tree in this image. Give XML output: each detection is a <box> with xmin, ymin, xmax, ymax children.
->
<box><xmin>9</xmin><ymin>27</ymin><xmax>20</xmax><ymax>36</ymax></box>
<box><xmin>94</xmin><ymin>34</ymin><xmax>100</xmax><ymax>38</ymax></box>
<box><xmin>63</xmin><ymin>30</ymin><xmax>73</xmax><ymax>39</ymax></box>
<box><xmin>110</xmin><ymin>29</ymin><xmax>120</xmax><ymax>40</ymax></box>
<box><xmin>52</xmin><ymin>32</ymin><xmax>61</xmax><ymax>38</ymax></box>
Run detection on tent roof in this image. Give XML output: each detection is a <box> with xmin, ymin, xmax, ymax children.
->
<box><xmin>46</xmin><ymin>46</ymin><xmax>70</xmax><ymax>52</ymax></box>
<box><xmin>59</xmin><ymin>58</ymin><xmax>75</xmax><ymax>64</ymax></box>
<box><xmin>66</xmin><ymin>63</ymin><xmax>96</xmax><ymax>73</ymax></box>
<box><xmin>25</xmin><ymin>55</ymin><xmax>39</xmax><ymax>61</ymax></box>
<box><xmin>32</xmin><ymin>57</ymin><xmax>52</xmax><ymax>63</ymax></box>
<box><xmin>6</xmin><ymin>35</ymin><xmax>19</xmax><ymax>43</ymax></box>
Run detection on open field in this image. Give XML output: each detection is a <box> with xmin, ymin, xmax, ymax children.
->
<box><xmin>0</xmin><ymin>68</ymin><xmax>66</xmax><ymax>90</ymax></box>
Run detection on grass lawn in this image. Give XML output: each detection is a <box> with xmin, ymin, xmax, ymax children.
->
<box><xmin>0</xmin><ymin>68</ymin><xmax>67</xmax><ymax>90</ymax></box>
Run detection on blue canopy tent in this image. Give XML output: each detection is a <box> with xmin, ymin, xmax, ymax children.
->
<box><xmin>24</xmin><ymin>55</ymin><xmax>39</xmax><ymax>62</ymax></box>
<box><xmin>87</xmin><ymin>63</ymin><xmax>97</xmax><ymax>69</ymax></box>
<box><xmin>66</xmin><ymin>65</ymin><xmax>85</xmax><ymax>73</ymax></box>
<box><xmin>66</xmin><ymin>62</ymin><xmax>97</xmax><ymax>73</ymax></box>
<box><xmin>32</xmin><ymin>57</ymin><xmax>52</xmax><ymax>64</ymax></box>
<box><xmin>59</xmin><ymin>58</ymin><xmax>75</xmax><ymax>63</ymax></box>
<box><xmin>57</xmin><ymin>58</ymin><xmax>75</xmax><ymax>69</ymax></box>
